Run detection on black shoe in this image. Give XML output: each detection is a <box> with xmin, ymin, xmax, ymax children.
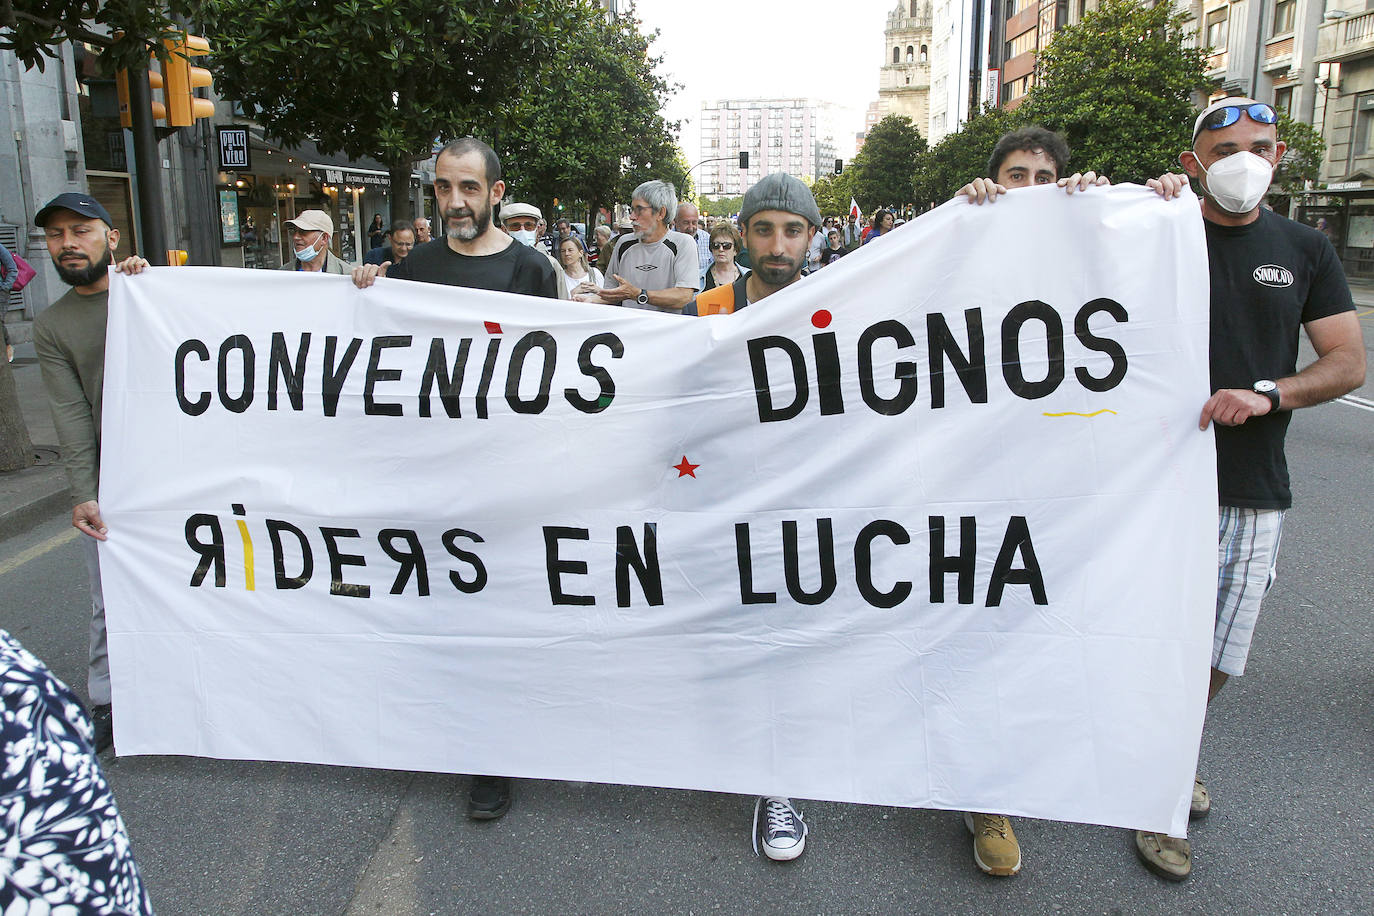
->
<box><xmin>90</xmin><ymin>703</ymin><xmax>113</xmax><ymax>753</ymax></box>
<box><xmin>466</xmin><ymin>775</ymin><xmax>512</xmax><ymax>820</ymax></box>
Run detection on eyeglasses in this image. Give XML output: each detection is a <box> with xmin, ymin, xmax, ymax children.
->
<box><xmin>1197</xmin><ymin>103</ymin><xmax>1278</xmax><ymax>136</ymax></box>
<box><xmin>710</xmin><ymin>242</ymin><xmax>733</xmax><ymax>250</ymax></box>
<box><xmin>630</xmin><ymin>204</ymin><xmax>655</xmax><ymax>215</ymax></box>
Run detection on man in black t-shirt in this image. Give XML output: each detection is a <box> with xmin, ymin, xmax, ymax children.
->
<box><xmin>1143</xmin><ymin>99</ymin><xmax>1365</xmax><ymax>881</ymax></box>
<box><xmin>352</xmin><ymin>138</ymin><xmax>557</xmax><ymax>299</ymax></box>
<box><xmin>351</xmin><ymin>137</ymin><xmax>557</xmax><ymax>824</ymax></box>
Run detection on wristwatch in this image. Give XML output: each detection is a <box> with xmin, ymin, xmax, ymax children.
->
<box><xmin>1252</xmin><ymin>379</ymin><xmax>1281</xmax><ymax>412</ymax></box>
<box><xmin>636</xmin><ymin>288</ymin><xmax>649</xmax><ymax>306</ymax></box>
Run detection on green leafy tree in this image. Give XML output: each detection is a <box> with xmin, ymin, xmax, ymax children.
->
<box><xmin>699</xmin><ymin>195</ymin><xmax>743</xmax><ymax>217</ymax></box>
<box><xmin>810</xmin><ymin>170</ymin><xmax>855</xmax><ymax>218</ymax></box>
<box><xmin>849</xmin><ymin>114</ymin><xmax>926</xmax><ymax>211</ymax></box>
<box><xmin>617</xmin><ymin>125</ymin><xmax>691</xmax><ymax>207</ymax></box>
<box><xmin>910</xmin><ymin>104</ymin><xmax>1030</xmax><ymax>209</ymax></box>
<box><xmin>1021</xmin><ymin>0</ymin><xmax>1210</xmax><ymax>184</ymax></box>
<box><xmin>497</xmin><ymin>4</ymin><xmax>684</xmax><ymax>223</ymax></box>
<box><xmin>1</xmin><ymin>0</ymin><xmax>200</xmax><ymax>72</ymax></box>
<box><xmin>1275</xmin><ymin>112</ymin><xmax>1324</xmax><ymax>194</ymax></box>
<box><xmin>205</xmin><ymin>0</ymin><xmax>589</xmax><ymax>204</ymax></box>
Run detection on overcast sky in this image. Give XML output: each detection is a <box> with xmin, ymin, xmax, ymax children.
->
<box><xmin>630</xmin><ymin>0</ymin><xmax>899</xmax><ymax>165</ymax></box>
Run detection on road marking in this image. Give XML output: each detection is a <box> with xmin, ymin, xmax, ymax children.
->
<box><xmin>1337</xmin><ymin>395</ymin><xmax>1374</xmax><ymax>412</ymax></box>
<box><xmin>0</xmin><ymin>527</ymin><xmax>80</xmax><ymax>577</ymax></box>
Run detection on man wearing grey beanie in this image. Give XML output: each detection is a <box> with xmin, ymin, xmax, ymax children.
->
<box><xmin>685</xmin><ymin>172</ymin><xmax>821</xmax><ymax>861</ymax></box>
<box><xmin>687</xmin><ymin>172</ymin><xmax>821</xmax><ymax>318</ymax></box>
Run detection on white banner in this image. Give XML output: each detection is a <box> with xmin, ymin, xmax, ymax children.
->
<box><xmin>101</xmin><ymin>185</ymin><xmax>1215</xmax><ymax>836</ymax></box>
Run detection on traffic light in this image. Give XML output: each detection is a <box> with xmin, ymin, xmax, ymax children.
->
<box><xmin>834</xmin><ymin>159</ymin><xmax>843</xmax><ymax>175</ymax></box>
<box><xmin>739</xmin><ymin>151</ymin><xmax>749</xmax><ymax>169</ymax></box>
<box><xmin>162</xmin><ymin>32</ymin><xmax>215</xmax><ymax>127</ymax></box>
<box><xmin>115</xmin><ymin>63</ymin><xmax>165</xmax><ymax>128</ymax></box>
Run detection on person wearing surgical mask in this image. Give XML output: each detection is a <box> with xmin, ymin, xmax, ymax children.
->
<box><xmin>1142</xmin><ymin>99</ymin><xmax>1366</xmax><ymax>884</ymax></box>
<box><xmin>278</xmin><ymin>210</ymin><xmax>350</xmax><ymax>274</ymax></box>
<box><xmin>500</xmin><ymin>201</ymin><xmax>569</xmax><ymax>298</ymax></box>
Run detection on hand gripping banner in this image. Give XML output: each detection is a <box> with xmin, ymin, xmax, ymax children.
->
<box><xmin>100</xmin><ymin>185</ymin><xmax>1215</xmax><ymax>836</ymax></box>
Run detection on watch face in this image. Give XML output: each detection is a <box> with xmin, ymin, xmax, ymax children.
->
<box><xmin>1254</xmin><ymin>380</ymin><xmax>1277</xmax><ymax>393</ymax></box>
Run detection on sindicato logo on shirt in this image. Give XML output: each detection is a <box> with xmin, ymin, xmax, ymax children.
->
<box><xmin>1253</xmin><ymin>264</ymin><xmax>1294</xmax><ymax>287</ymax></box>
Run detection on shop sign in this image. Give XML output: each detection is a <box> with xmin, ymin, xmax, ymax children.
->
<box><xmin>217</xmin><ymin>127</ymin><xmax>250</xmax><ymax>170</ymax></box>
<box><xmin>319</xmin><ymin>168</ymin><xmax>391</xmax><ymax>188</ymax></box>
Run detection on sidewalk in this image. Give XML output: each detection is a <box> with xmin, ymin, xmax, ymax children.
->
<box><xmin>0</xmin><ymin>341</ymin><xmax>71</xmax><ymax>540</ymax></box>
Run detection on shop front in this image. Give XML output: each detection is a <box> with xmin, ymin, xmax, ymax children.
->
<box><xmin>215</xmin><ymin>134</ymin><xmax>427</xmax><ymax>269</ymax></box>
<box><xmin>1294</xmin><ymin>180</ymin><xmax>1374</xmax><ymax>278</ymax></box>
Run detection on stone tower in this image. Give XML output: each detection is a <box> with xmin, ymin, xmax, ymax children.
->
<box><xmin>877</xmin><ymin>1</ymin><xmax>932</xmax><ymax>135</ymax></box>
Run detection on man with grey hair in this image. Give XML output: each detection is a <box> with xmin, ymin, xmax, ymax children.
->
<box><xmin>597</xmin><ymin>179</ymin><xmax>699</xmax><ymax>312</ymax></box>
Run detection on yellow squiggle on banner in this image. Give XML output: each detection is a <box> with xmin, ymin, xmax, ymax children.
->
<box><xmin>236</xmin><ymin>520</ymin><xmax>255</xmax><ymax>591</ymax></box>
<box><xmin>1042</xmin><ymin>409</ymin><xmax>1118</xmax><ymax>418</ymax></box>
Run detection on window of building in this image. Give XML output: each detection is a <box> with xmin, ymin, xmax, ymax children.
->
<box><xmin>920</xmin><ymin>45</ymin><xmax>927</xmax><ymax>63</ymax></box>
<box><xmin>1354</xmin><ymin>93</ymin><xmax>1374</xmax><ymax>156</ymax></box>
<box><xmin>907</xmin><ymin>45</ymin><xmax>915</xmax><ymax>62</ymax></box>
<box><xmin>1006</xmin><ymin>30</ymin><xmax>1037</xmax><ymax>60</ymax></box>
<box><xmin>894</xmin><ymin>46</ymin><xmax>900</xmax><ymax>64</ymax></box>
<box><xmin>1205</xmin><ymin>8</ymin><xmax>1228</xmax><ymax>52</ymax></box>
<box><xmin>1272</xmin><ymin>0</ymin><xmax>1295</xmax><ymax>35</ymax></box>
<box><xmin>1274</xmin><ymin>86</ymin><xmax>1293</xmax><ymax>116</ymax></box>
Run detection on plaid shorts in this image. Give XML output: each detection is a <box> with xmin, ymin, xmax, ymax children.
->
<box><xmin>1213</xmin><ymin>506</ymin><xmax>1285</xmax><ymax>676</ymax></box>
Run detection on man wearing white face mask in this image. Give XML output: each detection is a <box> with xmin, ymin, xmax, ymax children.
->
<box><xmin>278</xmin><ymin>210</ymin><xmax>351</xmax><ymax>274</ymax></box>
<box><xmin>1144</xmin><ymin>99</ymin><xmax>1366</xmax><ymax>881</ymax></box>
<box><xmin>501</xmin><ymin>202</ymin><xmax>569</xmax><ymax>299</ymax></box>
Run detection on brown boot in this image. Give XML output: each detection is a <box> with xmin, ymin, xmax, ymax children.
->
<box><xmin>1135</xmin><ymin>830</ymin><xmax>1191</xmax><ymax>881</ymax></box>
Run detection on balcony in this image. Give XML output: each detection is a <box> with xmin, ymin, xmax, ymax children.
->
<box><xmin>1317</xmin><ymin>10</ymin><xmax>1374</xmax><ymax>64</ymax></box>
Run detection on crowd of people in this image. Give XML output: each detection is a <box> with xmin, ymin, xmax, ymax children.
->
<box><xmin>10</xmin><ymin>97</ymin><xmax>1364</xmax><ymax>910</ymax></box>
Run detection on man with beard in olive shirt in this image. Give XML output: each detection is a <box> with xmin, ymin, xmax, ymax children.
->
<box><xmin>1145</xmin><ymin>98</ymin><xmax>1365</xmax><ymax>881</ymax></box>
<box><xmin>352</xmin><ymin>137</ymin><xmax>557</xmax><ymax>299</ymax></box>
<box><xmin>352</xmin><ymin>137</ymin><xmax>556</xmax><ymax>822</ymax></box>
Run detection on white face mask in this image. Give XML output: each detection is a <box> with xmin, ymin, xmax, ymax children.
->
<box><xmin>294</xmin><ymin>237</ymin><xmax>323</xmax><ymax>262</ymax></box>
<box><xmin>1198</xmin><ymin>151</ymin><xmax>1274</xmax><ymax>214</ymax></box>
<box><xmin>510</xmin><ymin>228</ymin><xmax>537</xmax><ymax>246</ymax></box>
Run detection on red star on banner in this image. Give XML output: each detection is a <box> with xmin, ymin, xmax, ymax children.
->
<box><xmin>673</xmin><ymin>456</ymin><xmax>700</xmax><ymax>478</ymax></box>
<box><xmin>484</xmin><ymin>321</ymin><xmax>502</xmax><ymax>334</ymax></box>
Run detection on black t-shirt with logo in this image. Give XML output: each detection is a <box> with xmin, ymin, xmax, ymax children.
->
<box><xmin>388</xmin><ymin>238</ymin><xmax>558</xmax><ymax>299</ymax></box>
<box><xmin>1205</xmin><ymin>209</ymin><xmax>1353</xmax><ymax>509</ymax></box>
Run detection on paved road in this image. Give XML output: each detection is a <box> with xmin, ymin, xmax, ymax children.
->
<box><xmin>2</xmin><ymin>313</ymin><xmax>1372</xmax><ymax>915</ymax></box>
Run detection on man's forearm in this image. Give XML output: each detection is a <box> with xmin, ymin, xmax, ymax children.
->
<box><xmin>647</xmin><ymin>287</ymin><xmax>693</xmax><ymax>311</ymax></box>
<box><xmin>1277</xmin><ymin>345</ymin><xmax>1366</xmax><ymax>410</ymax></box>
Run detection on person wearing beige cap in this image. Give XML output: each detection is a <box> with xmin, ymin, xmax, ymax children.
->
<box><xmin>501</xmin><ymin>202</ymin><xmax>568</xmax><ymax>298</ymax></box>
<box><xmin>277</xmin><ymin>209</ymin><xmax>350</xmax><ymax>274</ymax></box>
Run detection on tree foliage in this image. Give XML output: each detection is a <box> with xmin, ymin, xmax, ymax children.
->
<box><xmin>1275</xmin><ymin>112</ymin><xmax>1324</xmax><ymax>194</ymax></box>
<box><xmin>809</xmin><ymin>170</ymin><xmax>854</xmax><ymax>218</ymax></box>
<box><xmin>848</xmin><ymin>114</ymin><xmax>926</xmax><ymax>211</ymax></box>
<box><xmin>910</xmin><ymin>104</ymin><xmax>1029</xmax><ymax>209</ymax></box>
<box><xmin>1</xmin><ymin>0</ymin><xmax>201</xmax><ymax>72</ymax></box>
<box><xmin>1021</xmin><ymin>0</ymin><xmax>1209</xmax><ymax>184</ymax></box>
<box><xmin>698</xmin><ymin>195</ymin><xmax>743</xmax><ymax>217</ymax></box>
<box><xmin>205</xmin><ymin>0</ymin><xmax>591</xmax><ymax>204</ymax></box>
<box><xmin>497</xmin><ymin>4</ymin><xmax>686</xmax><ymax>221</ymax></box>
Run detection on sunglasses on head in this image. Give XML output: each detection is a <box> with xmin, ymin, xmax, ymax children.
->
<box><xmin>710</xmin><ymin>241</ymin><xmax>733</xmax><ymax>250</ymax></box>
<box><xmin>1198</xmin><ymin>103</ymin><xmax>1278</xmax><ymax>135</ymax></box>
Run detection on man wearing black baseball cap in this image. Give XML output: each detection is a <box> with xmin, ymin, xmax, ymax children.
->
<box><xmin>1142</xmin><ymin>99</ymin><xmax>1366</xmax><ymax>880</ymax></box>
<box><xmin>32</xmin><ymin>191</ymin><xmax>149</xmax><ymax>753</ymax></box>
